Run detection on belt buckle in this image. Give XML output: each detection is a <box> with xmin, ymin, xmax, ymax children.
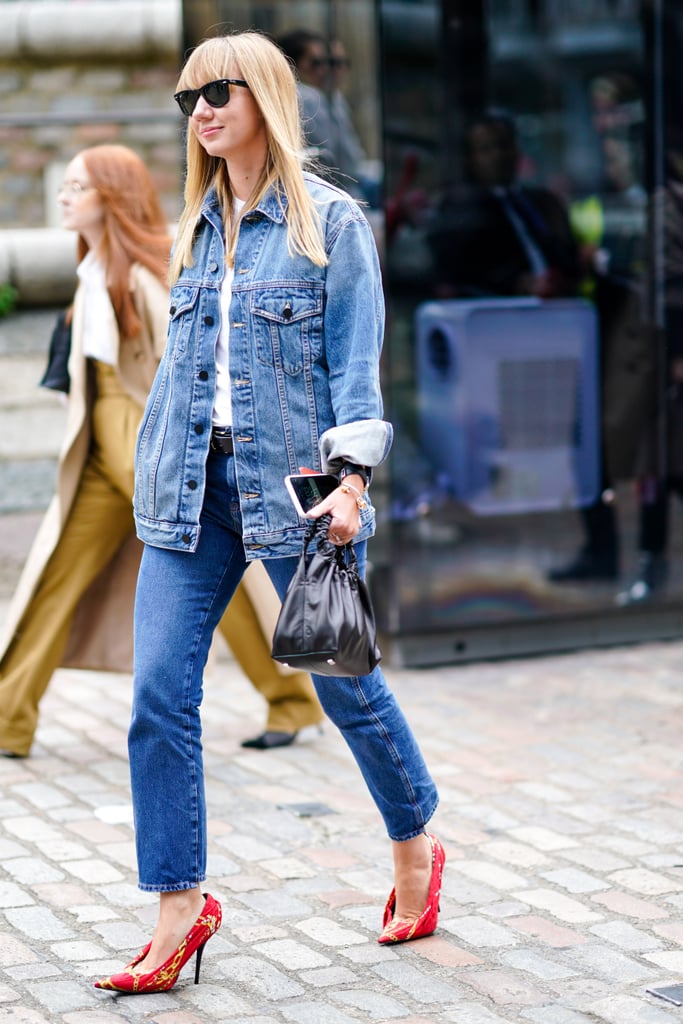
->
<box><xmin>210</xmin><ymin>428</ymin><xmax>233</xmax><ymax>455</ymax></box>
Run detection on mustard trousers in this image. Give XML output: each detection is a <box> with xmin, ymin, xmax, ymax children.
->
<box><xmin>0</xmin><ymin>363</ymin><xmax>321</xmax><ymax>756</ymax></box>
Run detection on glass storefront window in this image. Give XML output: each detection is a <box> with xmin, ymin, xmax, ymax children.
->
<box><xmin>182</xmin><ymin>1</ymin><xmax>683</xmax><ymax>664</ymax></box>
<box><xmin>378</xmin><ymin>1</ymin><xmax>683</xmax><ymax>663</ymax></box>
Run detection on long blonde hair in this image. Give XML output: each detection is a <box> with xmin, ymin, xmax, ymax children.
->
<box><xmin>79</xmin><ymin>145</ymin><xmax>171</xmax><ymax>339</ymax></box>
<box><xmin>170</xmin><ymin>31</ymin><xmax>328</xmax><ymax>282</ymax></box>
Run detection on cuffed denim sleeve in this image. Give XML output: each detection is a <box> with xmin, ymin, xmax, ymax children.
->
<box><xmin>319</xmin><ymin>418</ymin><xmax>394</xmax><ymax>474</ymax></box>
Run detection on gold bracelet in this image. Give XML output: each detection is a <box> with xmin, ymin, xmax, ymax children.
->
<box><xmin>340</xmin><ymin>482</ymin><xmax>368</xmax><ymax>510</ymax></box>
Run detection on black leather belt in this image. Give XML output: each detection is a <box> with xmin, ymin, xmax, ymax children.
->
<box><xmin>210</xmin><ymin>427</ymin><xmax>234</xmax><ymax>455</ymax></box>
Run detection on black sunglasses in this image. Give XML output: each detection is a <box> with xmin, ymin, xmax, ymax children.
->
<box><xmin>173</xmin><ymin>78</ymin><xmax>249</xmax><ymax>117</ymax></box>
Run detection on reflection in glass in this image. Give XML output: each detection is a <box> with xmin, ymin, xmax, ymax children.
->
<box><xmin>183</xmin><ymin>1</ymin><xmax>683</xmax><ymax>662</ymax></box>
<box><xmin>377</xmin><ymin>1</ymin><xmax>683</xmax><ymax>660</ymax></box>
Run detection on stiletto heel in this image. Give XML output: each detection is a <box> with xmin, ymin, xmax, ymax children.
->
<box><xmin>194</xmin><ymin>942</ymin><xmax>204</xmax><ymax>984</ymax></box>
<box><xmin>377</xmin><ymin>834</ymin><xmax>445</xmax><ymax>944</ymax></box>
<box><xmin>94</xmin><ymin>892</ymin><xmax>222</xmax><ymax>993</ymax></box>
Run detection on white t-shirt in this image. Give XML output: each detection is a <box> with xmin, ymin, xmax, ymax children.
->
<box><xmin>213</xmin><ymin>197</ymin><xmax>245</xmax><ymax>427</ymax></box>
<box><xmin>77</xmin><ymin>250</ymin><xmax>117</xmax><ymax>365</ymax></box>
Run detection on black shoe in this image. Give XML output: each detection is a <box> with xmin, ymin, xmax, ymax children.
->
<box><xmin>548</xmin><ymin>550</ymin><xmax>618</xmax><ymax>582</ymax></box>
<box><xmin>616</xmin><ymin>553</ymin><xmax>669</xmax><ymax>606</ymax></box>
<box><xmin>241</xmin><ymin>730</ymin><xmax>298</xmax><ymax>750</ymax></box>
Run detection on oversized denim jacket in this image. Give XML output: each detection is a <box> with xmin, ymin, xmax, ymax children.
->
<box><xmin>133</xmin><ymin>173</ymin><xmax>393</xmax><ymax>560</ymax></box>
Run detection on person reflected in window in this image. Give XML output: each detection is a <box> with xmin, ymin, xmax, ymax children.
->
<box><xmin>427</xmin><ymin>108</ymin><xmax>579</xmax><ymax>301</ymax></box>
<box><xmin>329</xmin><ymin>37</ymin><xmax>379</xmax><ymax>205</ymax></box>
<box><xmin>615</xmin><ymin>146</ymin><xmax>683</xmax><ymax>603</ymax></box>
<box><xmin>553</xmin><ymin>122</ymin><xmax>654</xmax><ymax>587</ymax></box>
<box><xmin>275</xmin><ymin>28</ymin><xmax>366</xmax><ymax>198</ymax></box>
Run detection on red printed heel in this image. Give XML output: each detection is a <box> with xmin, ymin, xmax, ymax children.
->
<box><xmin>94</xmin><ymin>892</ymin><xmax>222</xmax><ymax>993</ymax></box>
<box><xmin>378</xmin><ymin>834</ymin><xmax>445</xmax><ymax>944</ymax></box>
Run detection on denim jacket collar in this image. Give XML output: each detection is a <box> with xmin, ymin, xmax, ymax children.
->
<box><xmin>200</xmin><ymin>181</ymin><xmax>289</xmax><ymax>230</ymax></box>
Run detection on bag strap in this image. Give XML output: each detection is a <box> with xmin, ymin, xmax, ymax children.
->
<box><xmin>304</xmin><ymin>514</ymin><xmax>360</xmax><ymax>572</ymax></box>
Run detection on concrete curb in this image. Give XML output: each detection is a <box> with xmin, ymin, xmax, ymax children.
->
<box><xmin>0</xmin><ymin>0</ymin><xmax>180</xmax><ymax>60</ymax></box>
<box><xmin>0</xmin><ymin>229</ymin><xmax>77</xmax><ymax>306</ymax></box>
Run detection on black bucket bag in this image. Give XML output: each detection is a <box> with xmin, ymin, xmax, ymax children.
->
<box><xmin>271</xmin><ymin>514</ymin><xmax>381</xmax><ymax>677</ymax></box>
<box><xmin>39</xmin><ymin>310</ymin><xmax>72</xmax><ymax>394</ymax></box>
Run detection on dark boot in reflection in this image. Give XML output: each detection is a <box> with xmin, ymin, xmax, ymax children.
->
<box><xmin>548</xmin><ymin>546</ymin><xmax>619</xmax><ymax>582</ymax></box>
<box><xmin>548</xmin><ymin>498</ymin><xmax>619</xmax><ymax>582</ymax></box>
<box><xmin>616</xmin><ymin>479</ymin><xmax>671</xmax><ymax>604</ymax></box>
<box><xmin>616</xmin><ymin>552</ymin><xmax>669</xmax><ymax>605</ymax></box>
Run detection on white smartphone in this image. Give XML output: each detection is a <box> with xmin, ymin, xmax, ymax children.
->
<box><xmin>285</xmin><ymin>472</ymin><xmax>338</xmax><ymax>517</ymax></box>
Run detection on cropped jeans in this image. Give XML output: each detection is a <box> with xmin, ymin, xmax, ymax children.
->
<box><xmin>130</xmin><ymin>450</ymin><xmax>439</xmax><ymax>891</ymax></box>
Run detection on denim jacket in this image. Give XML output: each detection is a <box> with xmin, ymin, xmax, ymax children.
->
<box><xmin>133</xmin><ymin>173</ymin><xmax>393</xmax><ymax>560</ymax></box>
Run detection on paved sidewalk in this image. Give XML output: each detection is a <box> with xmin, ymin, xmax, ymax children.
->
<box><xmin>2</xmin><ymin>576</ymin><xmax>683</xmax><ymax>1023</ymax></box>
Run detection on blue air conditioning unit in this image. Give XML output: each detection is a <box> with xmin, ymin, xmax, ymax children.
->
<box><xmin>415</xmin><ymin>297</ymin><xmax>600</xmax><ymax>514</ymax></box>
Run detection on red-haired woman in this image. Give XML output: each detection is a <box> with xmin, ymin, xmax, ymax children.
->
<box><xmin>0</xmin><ymin>144</ymin><xmax>322</xmax><ymax>760</ymax></box>
<box><xmin>0</xmin><ymin>144</ymin><xmax>172</xmax><ymax>758</ymax></box>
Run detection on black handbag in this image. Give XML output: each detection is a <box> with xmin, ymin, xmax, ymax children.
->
<box><xmin>271</xmin><ymin>514</ymin><xmax>381</xmax><ymax>677</ymax></box>
<box><xmin>39</xmin><ymin>310</ymin><xmax>72</xmax><ymax>394</ymax></box>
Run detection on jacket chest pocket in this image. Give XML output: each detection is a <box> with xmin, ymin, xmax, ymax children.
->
<box><xmin>250</xmin><ymin>287</ymin><xmax>323</xmax><ymax>375</ymax></box>
<box><xmin>168</xmin><ymin>286</ymin><xmax>201</xmax><ymax>354</ymax></box>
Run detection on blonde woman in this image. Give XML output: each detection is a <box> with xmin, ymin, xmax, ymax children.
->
<box><xmin>94</xmin><ymin>32</ymin><xmax>443</xmax><ymax>995</ymax></box>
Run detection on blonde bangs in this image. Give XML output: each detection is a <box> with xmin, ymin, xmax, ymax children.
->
<box><xmin>176</xmin><ymin>36</ymin><xmax>238</xmax><ymax>91</ymax></box>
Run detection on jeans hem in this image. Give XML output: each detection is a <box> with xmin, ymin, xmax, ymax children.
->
<box><xmin>138</xmin><ymin>880</ymin><xmax>206</xmax><ymax>893</ymax></box>
<box><xmin>387</xmin><ymin>796</ymin><xmax>440</xmax><ymax>843</ymax></box>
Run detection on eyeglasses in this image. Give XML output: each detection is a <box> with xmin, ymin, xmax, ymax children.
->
<box><xmin>173</xmin><ymin>78</ymin><xmax>249</xmax><ymax>117</ymax></box>
<box><xmin>59</xmin><ymin>182</ymin><xmax>95</xmax><ymax>196</ymax></box>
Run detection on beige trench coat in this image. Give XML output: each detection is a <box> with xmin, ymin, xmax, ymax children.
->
<box><xmin>0</xmin><ymin>265</ymin><xmax>289</xmax><ymax>675</ymax></box>
<box><xmin>0</xmin><ymin>263</ymin><xmax>169</xmax><ymax>672</ymax></box>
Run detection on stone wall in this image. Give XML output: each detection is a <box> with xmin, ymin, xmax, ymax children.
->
<box><xmin>0</xmin><ymin>0</ymin><xmax>383</xmax><ymax>307</ymax></box>
<box><xmin>0</xmin><ymin>0</ymin><xmax>183</xmax><ymax>305</ymax></box>
<box><xmin>0</xmin><ymin>0</ymin><xmax>184</xmax><ymax>232</ymax></box>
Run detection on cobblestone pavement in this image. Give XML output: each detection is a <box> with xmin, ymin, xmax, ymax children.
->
<box><xmin>2</xmin><ymin>556</ymin><xmax>683</xmax><ymax>1023</ymax></box>
<box><xmin>2</xmin><ymin>312</ymin><xmax>683</xmax><ymax>1023</ymax></box>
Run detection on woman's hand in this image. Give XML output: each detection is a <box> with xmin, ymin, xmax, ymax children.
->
<box><xmin>307</xmin><ymin>475</ymin><xmax>365</xmax><ymax>545</ymax></box>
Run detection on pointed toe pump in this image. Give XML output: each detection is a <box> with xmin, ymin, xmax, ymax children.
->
<box><xmin>94</xmin><ymin>892</ymin><xmax>222</xmax><ymax>993</ymax></box>
<box><xmin>378</xmin><ymin>833</ymin><xmax>445</xmax><ymax>944</ymax></box>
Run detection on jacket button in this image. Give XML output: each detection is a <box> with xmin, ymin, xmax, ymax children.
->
<box><xmin>194</xmin><ymin>423</ymin><xmax>204</xmax><ymax>434</ymax></box>
<box><xmin>283</xmin><ymin>302</ymin><xmax>293</xmax><ymax>320</ymax></box>
<box><xmin>182</xmin><ymin>534</ymin><xmax>191</xmax><ymax>544</ymax></box>
<box><xmin>188</xmin><ymin>480</ymin><xmax>197</xmax><ymax>490</ymax></box>
<box><xmin>170</xmin><ymin>305</ymin><xmax>176</xmax><ymax>316</ymax></box>
<box><xmin>204</xmin><ymin>315</ymin><xmax>214</xmax><ymax>326</ymax></box>
<box><xmin>209</xmin><ymin>261</ymin><xmax>218</xmax><ymax>272</ymax></box>
<box><xmin>198</xmin><ymin>370</ymin><xmax>209</xmax><ymax>381</ymax></box>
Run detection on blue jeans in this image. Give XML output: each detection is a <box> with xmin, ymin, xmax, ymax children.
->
<box><xmin>130</xmin><ymin>451</ymin><xmax>438</xmax><ymax>891</ymax></box>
